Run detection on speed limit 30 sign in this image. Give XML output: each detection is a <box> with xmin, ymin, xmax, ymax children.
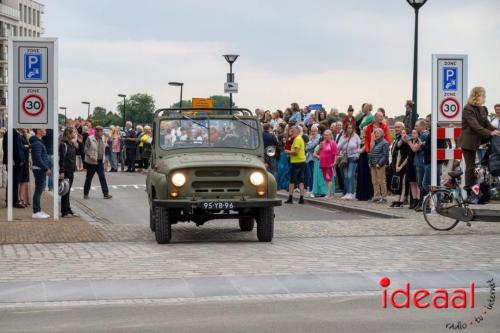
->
<box><xmin>439</xmin><ymin>97</ymin><xmax>460</xmax><ymax>119</ymax></box>
<box><xmin>22</xmin><ymin>94</ymin><xmax>45</xmax><ymax>116</ymax></box>
<box><xmin>17</xmin><ymin>87</ymin><xmax>48</xmax><ymax>125</ymax></box>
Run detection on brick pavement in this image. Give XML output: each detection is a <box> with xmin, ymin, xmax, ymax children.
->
<box><xmin>0</xmin><ymin>187</ymin><xmax>105</xmax><ymax>244</ymax></box>
<box><xmin>279</xmin><ymin>190</ymin><xmax>500</xmax><ymax>220</ymax></box>
<box><xmin>1</xmin><ymin>224</ymin><xmax>500</xmax><ymax>282</ymax></box>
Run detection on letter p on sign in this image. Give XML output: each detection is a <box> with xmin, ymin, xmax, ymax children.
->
<box><xmin>24</xmin><ymin>53</ymin><xmax>42</xmax><ymax>80</ymax></box>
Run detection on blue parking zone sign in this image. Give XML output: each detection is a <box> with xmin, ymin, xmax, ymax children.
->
<box><xmin>443</xmin><ymin>67</ymin><xmax>457</xmax><ymax>91</ymax></box>
<box><xmin>24</xmin><ymin>53</ymin><xmax>42</xmax><ymax>80</ymax></box>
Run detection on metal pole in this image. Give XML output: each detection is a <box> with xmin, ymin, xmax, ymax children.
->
<box><xmin>431</xmin><ymin>56</ymin><xmax>438</xmax><ymax>188</ymax></box>
<box><xmin>122</xmin><ymin>96</ymin><xmax>126</xmax><ymax>128</ymax></box>
<box><xmin>7</xmin><ymin>37</ymin><xmax>13</xmax><ymax>221</ymax></box>
<box><xmin>411</xmin><ymin>7</ymin><xmax>419</xmax><ymax>129</ymax></box>
<box><xmin>180</xmin><ymin>85</ymin><xmax>183</xmax><ymax>108</ymax></box>
<box><xmin>229</xmin><ymin>63</ymin><xmax>233</xmax><ymax>110</ymax></box>
<box><xmin>53</xmin><ymin>40</ymin><xmax>59</xmax><ymax>221</ymax></box>
<box><xmin>65</xmin><ymin>108</ymin><xmax>67</xmax><ymax>125</ymax></box>
<box><xmin>87</xmin><ymin>103</ymin><xmax>90</xmax><ymax>120</ymax></box>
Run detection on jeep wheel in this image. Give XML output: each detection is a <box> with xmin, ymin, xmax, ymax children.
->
<box><xmin>256</xmin><ymin>207</ymin><xmax>274</xmax><ymax>242</ymax></box>
<box><xmin>149</xmin><ymin>207</ymin><xmax>156</xmax><ymax>232</ymax></box>
<box><xmin>154</xmin><ymin>206</ymin><xmax>172</xmax><ymax>244</ymax></box>
<box><xmin>238</xmin><ymin>217</ymin><xmax>255</xmax><ymax>232</ymax></box>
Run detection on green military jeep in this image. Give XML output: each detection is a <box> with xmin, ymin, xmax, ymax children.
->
<box><xmin>146</xmin><ymin>108</ymin><xmax>281</xmax><ymax>244</ymax></box>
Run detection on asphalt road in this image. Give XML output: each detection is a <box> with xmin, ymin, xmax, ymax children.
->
<box><xmin>71</xmin><ymin>171</ymin><xmax>366</xmax><ymax>225</ymax></box>
<box><xmin>1</xmin><ymin>294</ymin><xmax>498</xmax><ymax>333</ymax></box>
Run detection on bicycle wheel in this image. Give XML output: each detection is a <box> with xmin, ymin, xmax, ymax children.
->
<box><xmin>423</xmin><ymin>190</ymin><xmax>460</xmax><ymax>231</ymax></box>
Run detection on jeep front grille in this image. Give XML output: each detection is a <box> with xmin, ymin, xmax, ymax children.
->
<box><xmin>195</xmin><ymin>169</ymin><xmax>240</xmax><ymax>178</ymax></box>
<box><xmin>192</xmin><ymin>181</ymin><xmax>243</xmax><ymax>193</ymax></box>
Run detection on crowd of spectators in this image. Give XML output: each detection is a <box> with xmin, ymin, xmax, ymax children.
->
<box><xmin>0</xmin><ymin>118</ymin><xmax>153</xmax><ymax>218</ymax></box>
<box><xmin>257</xmin><ymin>99</ymin><xmax>500</xmax><ymax>209</ymax></box>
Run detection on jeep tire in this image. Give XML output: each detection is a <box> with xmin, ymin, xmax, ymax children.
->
<box><xmin>238</xmin><ymin>217</ymin><xmax>255</xmax><ymax>232</ymax></box>
<box><xmin>154</xmin><ymin>206</ymin><xmax>172</xmax><ymax>244</ymax></box>
<box><xmin>149</xmin><ymin>207</ymin><xmax>156</xmax><ymax>232</ymax></box>
<box><xmin>256</xmin><ymin>207</ymin><xmax>274</xmax><ymax>242</ymax></box>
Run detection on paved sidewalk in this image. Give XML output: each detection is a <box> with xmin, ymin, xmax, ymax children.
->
<box><xmin>278</xmin><ymin>190</ymin><xmax>500</xmax><ymax>220</ymax></box>
<box><xmin>0</xmin><ymin>186</ymin><xmax>105</xmax><ymax>244</ymax></box>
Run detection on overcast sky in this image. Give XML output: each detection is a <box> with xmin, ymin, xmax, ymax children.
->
<box><xmin>44</xmin><ymin>0</ymin><xmax>500</xmax><ymax>119</ymax></box>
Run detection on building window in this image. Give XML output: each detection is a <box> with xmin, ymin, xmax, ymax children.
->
<box><xmin>28</xmin><ymin>7</ymin><xmax>32</xmax><ymax>25</ymax></box>
<box><xmin>24</xmin><ymin>27</ymin><xmax>27</xmax><ymax>36</ymax></box>
<box><xmin>19</xmin><ymin>4</ymin><xmax>23</xmax><ymax>21</ymax></box>
<box><xmin>37</xmin><ymin>32</ymin><xmax>40</xmax><ymax>37</ymax></box>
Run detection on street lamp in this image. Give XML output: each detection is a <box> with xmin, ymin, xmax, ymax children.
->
<box><xmin>81</xmin><ymin>101</ymin><xmax>91</xmax><ymax>120</ymax></box>
<box><xmin>223</xmin><ymin>54</ymin><xmax>239</xmax><ymax>110</ymax></box>
<box><xmin>407</xmin><ymin>0</ymin><xmax>427</xmax><ymax>129</ymax></box>
<box><xmin>118</xmin><ymin>94</ymin><xmax>126</xmax><ymax>127</ymax></box>
<box><xmin>59</xmin><ymin>106</ymin><xmax>67</xmax><ymax>125</ymax></box>
<box><xmin>168</xmin><ymin>82</ymin><xmax>184</xmax><ymax>108</ymax></box>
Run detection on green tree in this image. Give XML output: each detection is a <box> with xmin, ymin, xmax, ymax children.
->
<box><xmin>91</xmin><ymin>106</ymin><xmax>109</xmax><ymax>127</ymax></box>
<box><xmin>117</xmin><ymin>93</ymin><xmax>155</xmax><ymax>126</ymax></box>
<box><xmin>171</xmin><ymin>100</ymin><xmax>192</xmax><ymax>108</ymax></box>
<box><xmin>210</xmin><ymin>95</ymin><xmax>234</xmax><ymax>108</ymax></box>
<box><xmin>58</xmin><ymin>113</ymin><xmax>66</xmax><ymax>125</ymax></box>
<box><xmin>91</xmin><ymin>106</ymin><xmax>123</xmax><ymax>127</ymax></box>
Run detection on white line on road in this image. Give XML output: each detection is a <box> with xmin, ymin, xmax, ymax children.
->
<box><xmin>71</xmin><ymin>185</ymin><xmax>146</xmax><ymax>191</ymax></box>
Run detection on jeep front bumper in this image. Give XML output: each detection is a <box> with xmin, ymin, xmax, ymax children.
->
<box><xmin>152</xmin><ymin>198</ymin><xmax>282</xmax><ymax>209</ymax></box>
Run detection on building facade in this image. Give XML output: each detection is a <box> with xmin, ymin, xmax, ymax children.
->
<box><xmin>0</xmin><ymin>0</ymin><xmax>44</xmax><ymax>127</ymax></box>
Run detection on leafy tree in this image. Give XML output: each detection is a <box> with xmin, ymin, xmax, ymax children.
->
<box><xmin>210</xmin><ymin>95</ymin><xmax>235</xmax><ymax>108</ymax></box>
<box><xmin>91</xmin><ymin>106</ymin><xmax>123</xmax><ymax>127</ymax></box>
<box><xmin>58</xmin><ymin>113</ymin><xmax>66</xmax><ymax>125</ymax></box>
<box><xmin>171</xmin><ymin>100</ymin><xmax>192</xmax><ymax>108</ymax></box>
<box><xmin>117</xmin><ymin>93</ymin><xmax>155</xmax><ymax>126</ymax></box>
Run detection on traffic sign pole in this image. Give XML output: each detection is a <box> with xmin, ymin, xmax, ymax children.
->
<box><xmin>52</xmin><ymin>39</ymin><xmax>59</xmax><ymax>221</ymax></box>
<box><xmin>7</xmin><ymin>38</ymin><xmax>13</xmax><ymax>222</ymax></box>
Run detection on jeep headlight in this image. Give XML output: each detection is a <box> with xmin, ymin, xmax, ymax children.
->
<box><xmin>171</xmin><ymin>172</ymin><xmax>186</xmax><ymax>187</ymax></box>
<box><xmin>250</xmin><ymin>171</ymin><xmax>265</xmax><ymax>186</ymax></box>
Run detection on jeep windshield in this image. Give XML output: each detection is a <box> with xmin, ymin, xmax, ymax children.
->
<box><xmin>159</xmin><ymin>118</ymin><xmax>260</xmax><ymax>150</ymax></box>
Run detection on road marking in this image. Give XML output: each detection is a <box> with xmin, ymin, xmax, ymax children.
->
<box><xmin>71</xmin><ymin>184</ymin><xmax>146</xmax><ymax>191</ymax></box>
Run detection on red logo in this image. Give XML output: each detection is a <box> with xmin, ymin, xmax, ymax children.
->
<box><xmin>380</xmin><ymin>276</ymin><xmax>475</xmax><ymax>309</ymax></box>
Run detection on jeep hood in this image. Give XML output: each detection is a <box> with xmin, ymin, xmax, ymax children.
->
<box><xmin>157</xmin><ymin>152</ymin><xmax>265</xmax><ymax>171</ymax></box>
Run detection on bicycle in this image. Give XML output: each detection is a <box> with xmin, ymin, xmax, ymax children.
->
<box><xmin>423</xmin><ymin>165</ymin><xmax>500</xmax><ymax>231</ymax></box>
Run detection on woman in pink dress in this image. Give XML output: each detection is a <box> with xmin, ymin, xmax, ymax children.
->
<box><xmin>316</xmin><ymin>130</ymin><xmax>338</xmax><ymax>198</ymax></box>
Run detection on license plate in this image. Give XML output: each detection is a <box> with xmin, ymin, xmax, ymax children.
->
<box><xmin>200</xmin><ymin>202</ymin><xmax>235</xmax><ymax>210</ymax></box>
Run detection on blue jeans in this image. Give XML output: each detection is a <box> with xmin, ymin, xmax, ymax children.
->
<box><xmin>342</xmin><ymin>157</ymin><xmax>358</xmax><ymax>194</ymax></box>
<box><xmin>422</xmin><ymin>164</ymin><xmax>431</xmax><ymax>197</ymax></box>
<box><xmin>46</xmin><ymin>155</ymin><xmax>53</xmax><ymax>190</ymax></box>
<box><xmin>305</xmin><ymin>161</ymin><xmax>314</xmax><ymax>192</ymax></box>
<box><xmin>32</xmin><ymin>169</ymin><xmax>46</xmax><ymax>213</ymax></box>
<box><xmin>110</xmin><ymin>152</ymin><xmax>119</xmax><ymax>170</ymax></box>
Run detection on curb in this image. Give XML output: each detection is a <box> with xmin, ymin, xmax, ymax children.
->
<box><xmin>277</xmin><ymin>193</ymin><xmax>402</xmax><ymax>219</ymax></box>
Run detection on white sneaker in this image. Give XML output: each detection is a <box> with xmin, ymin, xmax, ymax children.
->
<box><xmin>347</xmin><ymin>193</ymin><xmax>355</xmax><ymax>200</ymax></box>
<box><xmin>40</xmin><ymin>211</ymin><xmax>50</xmax><ymax>218</ymax></box>
<box><xmin>341</xmin><ymin>194</ymin><xmax>348</xmax><ymax>200</ymax></box>
<box><xmin>32</xmin><ymin>212</ymin><xmax>49</xmax><ymax>219</ymax></box>
<box><xmin>309</xmin><ymin>193</ymin><xmax>315</xmax><ymax>198</ymax></box>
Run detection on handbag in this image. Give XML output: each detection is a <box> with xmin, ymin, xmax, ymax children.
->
<box><xmin>337</xmin><ymin>136</ymin><xmax>351</xmax><ymax>169</ymax></box>
<box><xmin>390</xmin><ymin>174</ymin><xmax>401</xmax><ymax>191</ymax></box>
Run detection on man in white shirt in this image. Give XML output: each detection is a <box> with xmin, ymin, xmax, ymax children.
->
<box><xmin>492</xmin><ymin>103</ymin><xmax>500</xmax><ymax>129</ymax></box>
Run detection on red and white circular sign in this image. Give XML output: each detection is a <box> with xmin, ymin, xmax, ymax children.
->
<box><xmin>22</xmin><ymin>94</ymin><xmax>45</xmax><ymax>117</ymax></box>
<box><xmin>440</xmin><ymin>97</ymin><xmax>460</xmax><ymax>119</ymax></box>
